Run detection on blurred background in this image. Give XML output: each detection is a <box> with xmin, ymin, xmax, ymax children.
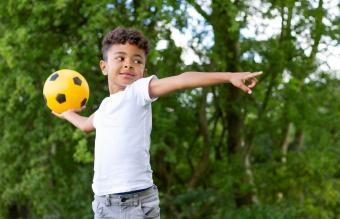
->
<box><xmin>0</xmin><ymin>0</ymin><xmax>339</xmax><ymax>218</ymax></box>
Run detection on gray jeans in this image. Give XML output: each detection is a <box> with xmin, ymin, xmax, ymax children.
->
<box><xmin>92</xmin><ymin>185</ymin><xmax>160</xmax><ymax>219</ymax></box>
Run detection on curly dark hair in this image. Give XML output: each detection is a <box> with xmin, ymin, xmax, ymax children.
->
<box><xmin>101</xmin><ymin>27</ymin><xmax>149</xmax><ymax>60</ymax></box>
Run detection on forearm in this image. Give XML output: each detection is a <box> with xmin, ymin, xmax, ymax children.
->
<box><xmin>149</xmin><ymin>71</ymin><xmax>261</xmax><ymax>97</ymax></box>
<box><xmin>149</xmin><ymin>71</ymin><xmax>233</xmax><ymax>97</ymax></box>
<box><xmin>176</xmin><ymin>71</ymin><xmax>232</xmax><ymax>89</ymax></box>
<box><xmin>63</xmin><ymin>111</ymin><xmax>94</xmax><ymax>133</ymax></box>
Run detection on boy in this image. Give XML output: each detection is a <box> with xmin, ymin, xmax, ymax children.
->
<box><xmin>53</xmin><ymin>27</ymin><xmax>262</xmax><ymax>219</ymax></box>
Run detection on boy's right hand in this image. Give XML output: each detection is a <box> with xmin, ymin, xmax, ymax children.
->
<box><xmin>229</xmin><ymin>71</ymin><xmax>262</xmax><ymax>94</ymax></box>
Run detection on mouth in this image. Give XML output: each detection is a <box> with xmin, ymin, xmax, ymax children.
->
<box><xmin>119</xmin><ymin>72</ymin><xmax>135</xmax><ymax>77</ymax></box>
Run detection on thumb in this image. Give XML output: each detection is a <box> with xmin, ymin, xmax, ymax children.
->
<box><xmin>51</xmin><ymin>111</ymin><xmax>59</xmax><ymax>116</ymax></box>
<box><xmin>238</xmin><ymin>83</ymin><xmax>252</xmax><ymax>94</ymax></box>
<box><xmin>51</xmin><ymin>111</ymin><xmax>64</xmax><ymax>119</ymax></box>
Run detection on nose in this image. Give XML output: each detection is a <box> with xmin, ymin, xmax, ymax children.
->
<box><xmin>124</xmin><ymin>65</ymin><xmax>133</xmax><ymax>69</ymax></box>
<box><xmin>124</xmin><ymin>59</ymin><xmax>133</xmax><ymax>69</ymax></box>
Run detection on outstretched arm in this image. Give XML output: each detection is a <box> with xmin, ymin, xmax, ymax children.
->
<box><xmin>52</xmin><ymin>110</ymin><xmax>95</xmax><ymax>133</ymax></box>
<box><xmin>149</xmin><ymin>71</ymin><xmax>262</xmax><ymax>98</ymax></box>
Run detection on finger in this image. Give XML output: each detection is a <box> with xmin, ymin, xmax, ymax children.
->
<box><xmin>238</xmin><ymin>82</ymin><xmax>252</xmax><ymax>94</ymax></box>
<box><xmin>74</xmin><ymin>108</ymin><xmax>82</xmax><ymax>113</ymax></box>
<box><xmin>51</xmin><ymin>111</ymin><xmax>61</xmax><ymax>117</ymax></box>
<box><xmin>252</xmin><ymin>71</ymin><xmax>263</xmax><ymax>75</ymax></box>
<box><xmin>245</xmin><ymin>71</ymin><xmax>263</xmax><ymax>79</ymax></box>
<box><xmin>247</xmin><ymin>78</ymin><xmax>257</xmax><ymax>88</ymax></box>
<box><xmin>74</xmin><ymin>106</ymin><xmax>86</xmax><ymax>113</ymax></box>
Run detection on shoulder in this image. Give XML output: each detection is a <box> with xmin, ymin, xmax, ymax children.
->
<box><xmin>130</xmin><ymin>75</ymin><xmax>158</xmax><ymax>88</ymax></box>
<box><xmin>127</xmin><ymin>75</ymin><xmax>159</xmax><ymax>104</ymax></box>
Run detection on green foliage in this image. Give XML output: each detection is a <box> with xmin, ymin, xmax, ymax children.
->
<box><xmin>0</xmin><ymin>0</ymin><xmax>339</xmax><ymax>218</ymax></box>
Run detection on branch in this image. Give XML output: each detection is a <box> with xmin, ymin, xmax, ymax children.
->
<box><xmin>186</xmin><ymin>0</ymin><xmax>211</xmax><ymax>23</ymax></box>
<box><xmin>281</xmin><ymin>122</ymin><xmax>294</xmax><ymax>163</ymax></box>
<box><xmin>309</xmin><ymin>0</ymin><xmax>324</xmax><ymax>60</ymax></box>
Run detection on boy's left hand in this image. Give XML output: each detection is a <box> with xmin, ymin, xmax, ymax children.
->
<box><xmin>229</xmin><ymin>71</ymin><xmax>263</xmax><ymax>94</ymax></box>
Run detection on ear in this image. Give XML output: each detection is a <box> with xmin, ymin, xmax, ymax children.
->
<box><xmin>143</xmin><ymin>68</ymin><xmax>148</xmax><ymax>76</ymax></box>
<box><xmin>99</xmin><ymin>60</ymin><xmax>107</xmax><ymax>76</ymax></box>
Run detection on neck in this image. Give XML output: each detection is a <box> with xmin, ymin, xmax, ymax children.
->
<box><xmin>109</xmin><ymin>82</ymin><xmax>126</xmax><ymax>95</ymax></box>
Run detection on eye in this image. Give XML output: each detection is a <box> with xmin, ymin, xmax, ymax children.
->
<box><xmin>115</xmin><ymin>56</ymin><xmax>124</xmax><ymax>61</ymax></box>
<box><xmin>134</xmin><ymin>59</ymin><xmax>143</xmax><ymax>64</ymax></box>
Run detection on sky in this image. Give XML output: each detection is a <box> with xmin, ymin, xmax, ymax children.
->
<box><xmin>157</xmin><ymin>0</ymin><xmax>339</xmax><ymax>78</ymax></box>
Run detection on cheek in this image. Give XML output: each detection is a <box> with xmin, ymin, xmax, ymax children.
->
<box><xmin>139</xmin><ymin>69</ymin><xmax>145</xmax><ymax>77</ymax></box>
<box><xmin>139</xmin><ymin>66</ymin><xmax>145</xmax><ymax>74</ymax></box>
<box><xmin>107</xmin><ymin>62</ymin><xmax>117</xmax><ymax>69</ymax></box>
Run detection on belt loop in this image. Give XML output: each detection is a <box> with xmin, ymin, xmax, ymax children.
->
<box><xmin>105</xmin><ymin>195</ymin><xmax>111</xmax><ymax>206</ymax></box>
<box><xmin>133</xmin><ymin>194</ymin><xmax>139</xmax><ymax>206</ymax></box>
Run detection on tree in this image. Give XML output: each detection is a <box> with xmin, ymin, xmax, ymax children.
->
<box><xmin>0</xmin><ymin>0</ymin><xmax>338</xmax><ymax>218</ymax></box>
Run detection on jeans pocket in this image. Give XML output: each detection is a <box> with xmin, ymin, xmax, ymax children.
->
<box><xmin>142</xmin><ymin>205</ymin><xmax>160</xmax><ymax>218</ymax></box>
<box><xmin>141</xmin><ymin>193</ymin><xmax>160</xmax><ymax>218</ymax></box>
<box><xmin>92</xmin><ymin>199</ymin><xmax>106</xmax><ymax>218</ymax></box>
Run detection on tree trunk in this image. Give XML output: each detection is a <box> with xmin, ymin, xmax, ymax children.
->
<box><xmin>6</xmin><ymin>204</ymin><xmax>29</xmax><ymax>219</ymax></box>
<box><xmin>188</xmin><ymin>90</ymin><xmax>211</xmax><ymax>187</ymax></box>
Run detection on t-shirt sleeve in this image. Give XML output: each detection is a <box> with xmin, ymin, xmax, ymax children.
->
<box><xmin>92</xmin><ymin>110</ymin><xmax>98</xmax><ymax>128</ymax></box>
<box><xmin>130</xmin><ymin>75</ymin><xmax>158</xmax><ymax>106</ymax></box>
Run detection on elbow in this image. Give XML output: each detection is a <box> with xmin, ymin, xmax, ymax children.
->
<box><xmin>79</xmin><ymin>126</ymin><xmax>94</xmax><ymax>133</ymax></box>
<box><xmin>81</xmin><ymin>129</ymin><xmax>91</xmax><ymax>133</ymax></box>
<box><xmin>177</xmin><ymin>72</ymin><xmax>197</xmax><ymax>90</ymax></box>
<box><xmin>79</xmin><ymin>127</ymin><xmax>87</xmax><ymax>133</ymax></box>
<box><xmin>176</xmin><ymin>72</ymin><xmax>190</xmax><ymax>90</ymax></box>
<box><xmin>79</xmin><ymin>117</ymin><xmax>95</xmax><ymax>133</ymax></box>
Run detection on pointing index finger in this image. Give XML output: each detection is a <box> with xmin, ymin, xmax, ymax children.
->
<box><xmin>246</xmin><ymin>71</ymin><xmax>263</xmax><ymax>79</ymax></box>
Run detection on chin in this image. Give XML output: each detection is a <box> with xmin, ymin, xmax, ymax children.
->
<box><xmin>120</xmin><ymin>79</ymin><xmax>136</xmax><ymax>86</ymax></box>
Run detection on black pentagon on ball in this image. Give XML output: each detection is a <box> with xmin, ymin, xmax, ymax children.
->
<box><xmin>73</xmin><ymin>77</ymin><xmax>82</xmax><ymax>86</ymax></box>
<box><xmin>56</xmin><ymin>93</ymin><xmax>66</xmax><ymax>104</ymax></box>
<box><xmin>81</xmin><ymin>98</ymin><xmax>87</xmax><ymax>107</ymax></box>
<box><xmin>50</xmin><ymin>73</ymin><xmax>59</xmax><ymax>81</ymax></box>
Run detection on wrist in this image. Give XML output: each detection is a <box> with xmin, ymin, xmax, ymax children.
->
<box><xmin>224</xmin><ymin>72</ymin><xmax>233</xmax><ymax>83</ymax></box>
<box><xmin>62</xmin><ymin>110</ymin><xmax>76</xmax><ymax>119</ymax></box>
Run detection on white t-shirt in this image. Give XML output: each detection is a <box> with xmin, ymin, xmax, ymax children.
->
<box><xmin>92</xmin><ymin>75</ymin><xmax>158</xmax><ymax>196</ymax></box>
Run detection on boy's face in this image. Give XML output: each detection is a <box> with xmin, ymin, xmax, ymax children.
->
<box><xmin>100</xmin><ymin>43</ymin><xmax>146</xmax><ymax>94</ymax></box>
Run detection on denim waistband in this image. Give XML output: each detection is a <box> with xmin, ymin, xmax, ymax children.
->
<box><xmin>95</xmin><ymin>185</ymin><xmax>158</xmax><ymax>206</ymax></box>
<box><xmin>114</xmin><ymin>185</ymin><xmax>152</xmax><ymax>195</ymax></box>
<box><xmin>97</xmin><ymin>185</ymin><xmax>157</xmax><ymax>199</ymax></box>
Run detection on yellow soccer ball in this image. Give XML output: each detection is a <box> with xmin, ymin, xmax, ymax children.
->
<box><xmin>43</xmin><ymin>69</ymin><xmax>90</xmax><ymax>113</ymax></box>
